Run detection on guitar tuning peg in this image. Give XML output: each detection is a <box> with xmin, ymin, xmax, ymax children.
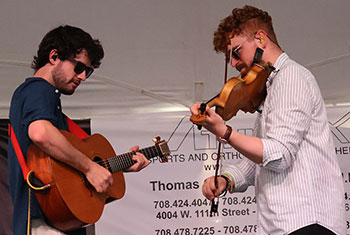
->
<box><xmin>152</xmin><ymin>136</ymin><xmax>161</xmax><ymax>144</ymax></box>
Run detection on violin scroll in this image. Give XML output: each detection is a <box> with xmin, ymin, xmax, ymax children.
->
<box><xmin>190</xmin><ymin>103</ymin><xmax>206</xmax><ymax>128</ymax></box>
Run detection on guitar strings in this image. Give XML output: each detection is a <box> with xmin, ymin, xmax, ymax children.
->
<box><xmin>92</xmin><ymin>145</ymin><xmax>161</xmax><ymax>171</ymax></box>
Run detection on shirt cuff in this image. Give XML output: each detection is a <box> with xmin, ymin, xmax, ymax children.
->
<box><xmin>223</xmin><ymin>167</ymin><xmax>249</xmax><ymax>192</ymax></box>
<box><xmin>261</xmin><ymin>138</ymin><xmax>292</xmax><ymax>172</ymax></box>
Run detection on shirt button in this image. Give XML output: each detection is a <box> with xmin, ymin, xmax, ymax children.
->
<box><xmin>55</xmin><ymin>89</ymin><xmax>59</xmax><ymax>93</ymax></box>
<box><xmin>57</xmin><ymin>106</ymin><xmax>60</xmax><ymax>110</ymax></box>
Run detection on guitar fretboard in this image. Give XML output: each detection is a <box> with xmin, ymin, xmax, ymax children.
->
<box><xmin>103</xmin><ymin>145</ymin><xmax>163</xmax><ymax>173</ymax></box>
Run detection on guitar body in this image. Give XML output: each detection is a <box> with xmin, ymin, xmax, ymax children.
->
<box><xmin>27</xmin><ymin>131</ymin><xmax>126</xmax><ymax>232</ymax></box>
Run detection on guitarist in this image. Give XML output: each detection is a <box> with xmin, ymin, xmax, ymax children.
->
<box><xmin>8</xmin><ymin>25</ymin><xmax>150</xmax><ymax>235</ymax></box>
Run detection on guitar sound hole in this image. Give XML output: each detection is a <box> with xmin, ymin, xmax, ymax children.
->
<box><xmin>93</xmin><ymin>156</ymin><xmax>111</xmax><ymax>171</ymax></box>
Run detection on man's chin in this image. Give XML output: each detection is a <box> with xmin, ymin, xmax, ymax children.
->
<box><xmin>236</xmin><ymin>64</ymin><xmax>249</xmax><ymax>77</ymax></box>
<box><xmin>61</xmin><ymin>89</ymin><xmax>75</xmax><ymax>95</ymax></box>
<box><xmin>240</xmin><ymin>68</ymin><xmax>249</xmax><ymax>77</ymax></box>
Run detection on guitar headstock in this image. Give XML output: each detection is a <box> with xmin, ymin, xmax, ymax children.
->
<box><xmin>152</xmin><ymin>136</ymin><xmax>170</xmax><ymax>163</ymax></box>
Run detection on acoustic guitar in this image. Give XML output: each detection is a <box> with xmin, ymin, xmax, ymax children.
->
<box><xmin>27</xmin><ymin>130</ymin><xmax>170</xmax><ymax>232</ymax></box>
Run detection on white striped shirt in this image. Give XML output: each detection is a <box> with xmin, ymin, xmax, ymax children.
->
<box><xmin>223</xmin><ymin>53</ymin><xmax>346</xmax><ymax>234</ymax></box>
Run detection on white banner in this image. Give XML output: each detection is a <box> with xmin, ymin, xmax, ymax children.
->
<box><xmin>92</xmin><ymin>108</ymin><xmax>350</xmax><ymax>235</ymax></box>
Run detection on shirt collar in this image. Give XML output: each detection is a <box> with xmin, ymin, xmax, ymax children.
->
<box><xmin>28</xmin><ymin>77</ymin><xmax>62</xmax><ymax>97</ymax></box>
<box><xmin>266</xmin><ymin>53</ymin><xmax>289</xmax><ymax>87</ymax></box>
<box><xmin>257</xmin><ymin>53</ymin><xmax>289</xmax><ymax>112</ymax></box>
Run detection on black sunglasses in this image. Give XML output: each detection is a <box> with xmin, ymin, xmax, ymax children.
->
<box><xmin>69</xmin><ymin>59</ymin><xmax>94</xmax><ymax>78</ymax></box>
<box><xmin>231</xmin><ymin>38</ymin><xmax>248</xmax><ymax>61</ymax></box>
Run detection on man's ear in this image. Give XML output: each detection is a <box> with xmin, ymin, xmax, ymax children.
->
<box><xmin>254</xmin><ymin>30</ymin><xmax>267</xmax><ymax>48</ymax></box>
<box><xmin>49</xmin><ymin>49</ymin><xmax>59</xmax><ymax>64</ymax></box>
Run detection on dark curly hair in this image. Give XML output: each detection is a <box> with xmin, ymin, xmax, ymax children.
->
<box><xmin>213</xmin><ymin>5</ymin><xmax>280</xmax><ymax>53</ymax></box>
<box><xmin>31</xmin><ymin>25</ymin><xmax>104</xmax><ymax>71</ymax></box>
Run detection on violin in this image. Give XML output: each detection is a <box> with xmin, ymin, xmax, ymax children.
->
<box><xmin>190</xmin><ymin>48</ymin><xmax>274</xmax><ymax>216</ymax></box>
<box><xmin>190</xmin><ymin>54</ymin><xmax>275</xmax><ymax>125</ymax></box>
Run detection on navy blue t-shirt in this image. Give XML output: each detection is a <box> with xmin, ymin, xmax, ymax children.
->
<box><xmin>8</xmin><ymin>77</ymin><xmax>85</xmax><ymax>235</ymax></box>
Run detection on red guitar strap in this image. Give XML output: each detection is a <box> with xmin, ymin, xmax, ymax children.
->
<box><xmin>65</xmin><ymin>115</ymin><xmax>89</xmax><ymax>140</ymax></box>
<box><xmin>8</xmin><ymin>115</ymin><xmax>89</xmax><ymax>182</ymax></box>
<box><xmin>8</xmin><ymin>123</ymin><xmax>31</xmax><ymax>181</ymax></box>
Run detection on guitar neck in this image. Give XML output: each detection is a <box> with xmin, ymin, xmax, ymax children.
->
<box><xmin>105</xmin><ymin>145</ymin><xmax>163</xmax><ymax>173</ymax></box>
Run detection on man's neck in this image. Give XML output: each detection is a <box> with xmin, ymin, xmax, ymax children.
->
<box><xmin>34</xmin><ymin>65</ymin><xmax>55</xmax><ymax>86</ymax></box>
<box><xmin>263</xmin><ymin>47</ymin><xmax>284</xmax><ymax>66</ymax></box>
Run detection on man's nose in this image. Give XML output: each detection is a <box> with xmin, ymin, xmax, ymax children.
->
<box><xmin>231</xmin><ymin>57</ymin><xmax>239</xmax><ymax>67</ymax></box>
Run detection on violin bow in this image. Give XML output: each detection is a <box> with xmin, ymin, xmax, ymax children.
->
<box><xmin>209</xmin><ymin>50</ymin><xmax>230</xmax><ymax>216</ymax></box>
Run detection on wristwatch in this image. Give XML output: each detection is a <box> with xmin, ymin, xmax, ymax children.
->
<box><xmin>217</xmin><ymin>125</ymin><xmax>232</xmax><ymax>144</ymax></box>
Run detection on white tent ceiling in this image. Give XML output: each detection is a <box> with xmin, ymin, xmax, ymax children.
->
<box><xmin>1</xmin><ymin>0</ymin><xmax>350</xmax><ymax>119</ymax></box>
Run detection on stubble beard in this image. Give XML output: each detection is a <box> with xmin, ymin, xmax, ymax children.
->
<box><xmin>51</xmin><ymin>65</ymin><xmax>75</xmax><ymax>95</ymax></box>
<box><xmin>236</xmin><ymin>62</ymin><xmax>249</xmax><ymax>77</ymax></box>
